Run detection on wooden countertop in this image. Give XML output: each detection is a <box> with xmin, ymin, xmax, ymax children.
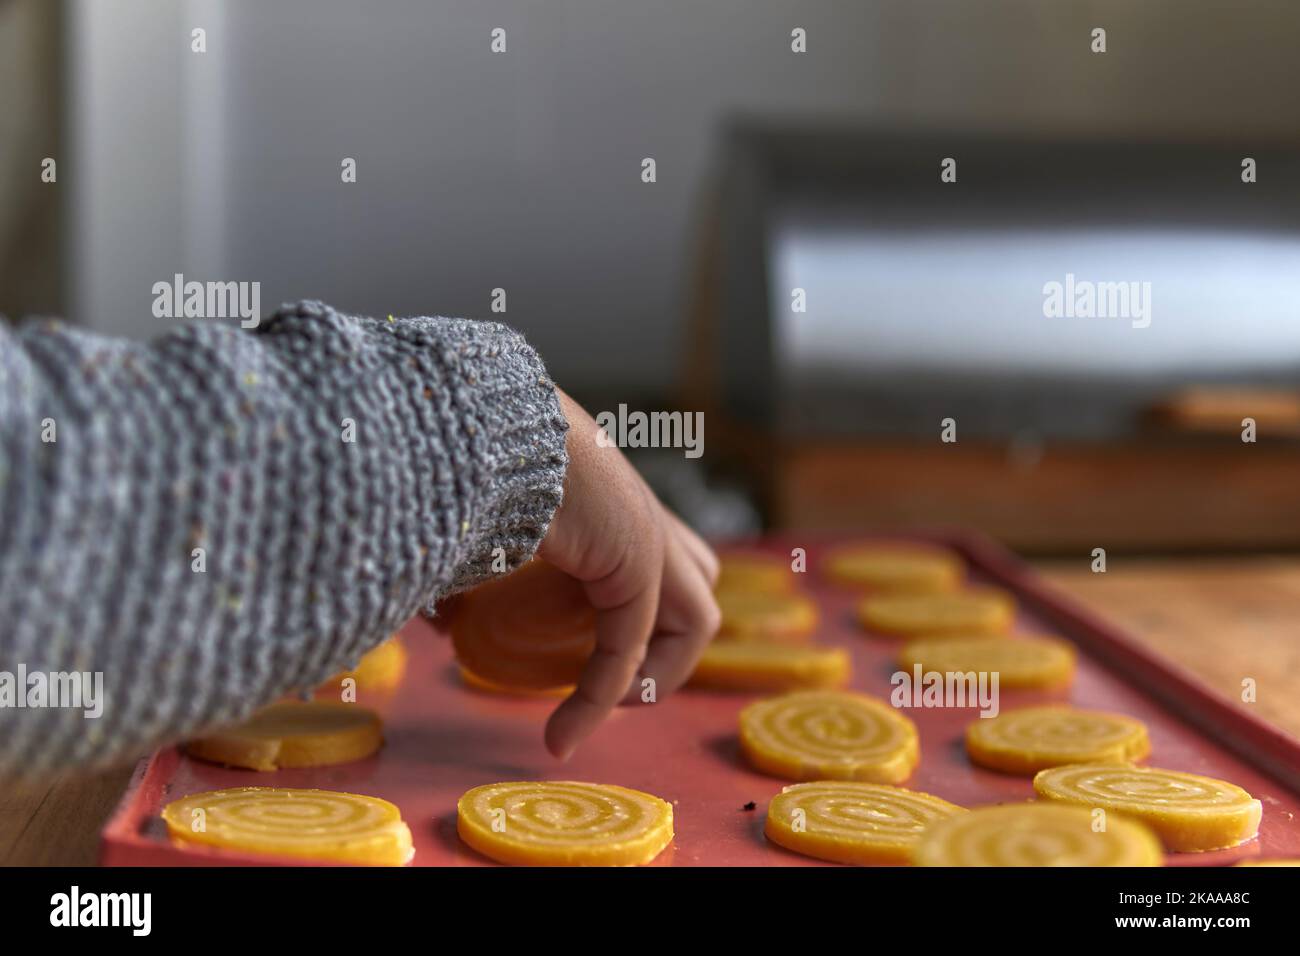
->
<box><xmin>4</xmin><ymin>555</ymin><xmax>1298</xmax><ymax>866</ymax></box>
<box><xmin>1036</xmin><ymin>555</ymin><xmax>1300</xmax><ymax>741</ymax></box>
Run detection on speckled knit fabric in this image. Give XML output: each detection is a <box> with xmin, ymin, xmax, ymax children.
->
<box><xmin>0</xmin><ymin>300</ymin><xmax>568</xmax><ymax>777</ymax></box>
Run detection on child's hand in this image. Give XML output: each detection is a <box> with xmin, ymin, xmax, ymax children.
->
<box><xmin>538</xmin><ymin>390</ymin><xmax>720</xmax><ymax>759</ymax></box>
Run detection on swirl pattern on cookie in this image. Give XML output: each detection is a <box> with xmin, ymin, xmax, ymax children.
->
<box><xmin>162</xmin><ymin>787</ymin><xmax>413</xmax><ymax>865</ymax></box>
<box><xmin>913</xmin><ymin>803</ymin><xmax>1162</xmax><ymax>867</ymax></box>
<box><xmin>966</xmin><ymin>706</ymin><xmax>1149</xmax><ymax>775</ymax></box>
<box><xmin>457</xmin><ymin>781</ymin><xmax>674</xmax><ymax>866</ymax></box>
<box><xmin>739</xmin><ymin>690</ymin><xmax>919</xmax><ymax>783</ymax></box>
<box><xmin>1033</xmin><ymin>764</ymin><xmax>1262</xmax><ymax>852</ymax></box>
<box><xmin>765</xmin><ymin>782</ymin><xmax>965</xmax><ymax>864</ymax></box>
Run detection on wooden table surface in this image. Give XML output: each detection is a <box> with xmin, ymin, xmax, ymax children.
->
<box><xmin>3</xmin><ymin>556</ymin><xmax>1298</xmax><ymax>866</ymax></box>
<box><xmin>1037</xmin><ymin>556</ymin><xmax>1300</xmax><ymax>741</ymax></box>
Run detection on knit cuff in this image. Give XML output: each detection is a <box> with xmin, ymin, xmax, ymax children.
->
<box><xmin>411</xmin><ymin>316</ymin><xmax>570</xmax><ymax>596</ymax></box>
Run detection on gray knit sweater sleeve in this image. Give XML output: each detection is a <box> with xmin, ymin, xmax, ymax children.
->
<box><xmin>0</xmin><ymin>300</ymin><xmax>568</xmax><ymax>776</ymax></box>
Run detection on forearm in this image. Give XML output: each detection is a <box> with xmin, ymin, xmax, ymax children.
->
<box><xmin>0</xmin><ymin>300</ymin><xmax>567</xmax><ymax>776</ymax></box>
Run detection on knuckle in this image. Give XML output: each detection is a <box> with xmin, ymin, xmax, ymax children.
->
<box><xmin>702</xmin><ymin>547</ymin><xmax>721</xmax><ymax>583</ymax></box>
<box><xmin>693</xmin><ymin>606</ymin><xmax>722</xmax><ymax>643</ymax></box>
<box><xmin>701</xmin><ymin>557</ymin><xmax>720</xmax><ymax>588</ymax></box>
<box><xmin>575</xmin><ymin>682</ymin><xmax>612</xmax><ymax>710</ymax></box>
<box><xmin>698</xmin><ymin>596</ymin><xmax>722</xmax><ymax>638</ymax></box>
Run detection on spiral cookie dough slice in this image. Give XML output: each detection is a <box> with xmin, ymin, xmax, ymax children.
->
<box><xmin>913</xmin><ymin>802</ymin><xmax>1162</xmax><ymax>867</ymax></box>
<box><xmin>824</xmin><ymin>542</ymin><xmax>964</xmax><ymax>594</ymax></box>
<box><xmin>1034</xmin><ymin>764</ymin><xmax>1262</xmax><ymax>852</ymax></box>
<box><xmin>319</xmin><ymin>637</ymin><xmax>408</xmax><ymax>696</ymax></box>
<box><xmin>185</xmin><ymin>702</ymin><xmax>383</xmax><ymax>771</ymax></box>
<box><xmin>1236</xmin><ymin>859</ymin><xmax>1300</xmax><ymax>866</ymax></box>
<box><xmin>765</xmin><ymin>782</ymin><xmax>965</xmax><ymax>864</ymax></box>
<box><xmin>162</xmin><ymin>787</ymin><xmax>414</xmax><ymax>865</ymax></box>
<box><xmin>716</xmin><ymin>553</ymin><xmax>796</xmax><ymax>594</ymax></box>
<box><xmin>451</xmin><ymin>559</ymin><xmax>596</xmax><ymax>690</ymax></box>
<box><xmin>898</xmin><ymin>635</ymin><xmax>1076</xmax><ymax>690</ymax></box>
<box><xmin>966</xmin><ymin>706</ymin><xmax>1149</xmax><ymax>775</ymax></box>
<box><xmin>716</xmin><ymin>590</ymin><xmax>818</xmax><ymax>643</ymax></box>
<box><xmin>459</xmin><ymin>666</ymin><xmax>572</xmax><ymax>699</ymax></box>
<box><xmin>689</xmin><ymin>641</ymin><xmax>850</xmax><ymax>692</ymax></box>
<box><xmin>858</xmin><ymin>588</ymin><xmax>1015</xmax><ymax>638</ymax></box>
<box><xmin>457</xmin><ymin>781</ymin><xmax>674</xmax><ymax>866</ymax></box>
<box><xmin>739</xmin><ymin>690</ymin><xmax>920</xmax><ymax>783</ymax></box>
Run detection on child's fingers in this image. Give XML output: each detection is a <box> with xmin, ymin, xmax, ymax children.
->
<box><xmin>538</xmin><ymin>390</ymin><xmax>717</xmax><ymax>758</ymax></box>
<box><xmin>633</xmin><ymin>527</ymin><xmax>720</xmax><ymax>699</ymax></box>
<box><xmin>544</xmin><ymin>597</ymin><xmax>658</xmax><ymax>759</ymax></box>
<box><xmin>543</xmin><ymin>521</ymin><xmax>664</xmax><ymax>760</ymax></box>
<box><xmin>665</xmin><ymin>510</ymin><xmax>720</xmax><ymax>586</ymax></box>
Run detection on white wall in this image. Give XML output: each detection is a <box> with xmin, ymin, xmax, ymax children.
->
<box><xmin>69</xmin><ymin>1</ymin><xmax>1300</xmax><ymax>390</ymax></box>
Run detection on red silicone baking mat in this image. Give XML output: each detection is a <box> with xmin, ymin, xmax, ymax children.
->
<box><xmin>101</xmin><ymin>532</ymin><xmax>1300</xmax><ymax>866</ymax></box>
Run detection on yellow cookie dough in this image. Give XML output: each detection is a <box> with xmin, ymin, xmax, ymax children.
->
<box><xmin>716</xmin><ymin>589</ymin><xmax>819</xmax><ymax>643</ymax></box>
<box><xmin>739</xmin><ymin>690</ymin><xmax>920</xmax><ymax>783</ymax></box>
<box><xmin>966</xmin><ymin>706</ymin><xmax>1150</xmax><ymax>775</ymax></box>
<box><xmin>765</xmin><ymin>782</ymin><xmax>965</xmax><ymax>864</ymax></box>
<box><xmin>824</xmin><ymin>542</ymin><xmax>964</xmax><ymax>594</ymax></box>
<box><xmin>319</xmin><ymin>637</ymin><xmax>408</xmax><ymax>696</ymax></box>
<box><xmin>1033</xmin><ymin>764</ymin><xmax>1262</xmax><ymax>852</ymax></box>
<box><xmin>457</xmin><ymin>781</ymin><xmax>673</xmax><ymax>866</ymax></box>
<box><xmin>451</xmin><ymin>559</ymin><xmax>596</xmax><ymax>690</ymax></box>
<box><xmin>898</xmin><ymin>635</ymin><xmax>1076</xmax><ymax>690</ymax></box>
<box><xmin>184</xmin><ymin>701</ymin><xmax>383</xmax><ymax>771</ymax></box>
<box><xmin>913</xmin><ymin>802</ymin><xmax>1163</xmax><ymax>866</ymax></box>
<box><xmin>716</xmin><ymin>553</ymin><xmax>796</xmax><ymax>594</ymax></box>
<box><xmin>459</xmin><ymin>666</ymin><xmax>572</xmax><ymax>699</ymax></box>
<box><xmin>859</xmin><ymin>588</ymin><xmax>1015</xmax><ymax>638</ymax></box>
<box><xmin>689</xmin><ymin>641</ymin><xmax>850</xmax><ymax>692</ymax></box>
<box><xmin>1235</xmin><ymin>859</ymin><xmax>1300</xmax><ymax>866</ymax></box>
<box><xmin>162</xmin><ymin>787</ymin><xmax>414</xmax><ymax>866</ymax></box>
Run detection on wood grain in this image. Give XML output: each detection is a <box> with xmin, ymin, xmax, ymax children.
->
<box><xmin>776</xmin><ymin>443</ymin><xmax>1300</xmax><ymax>552</ymax></box>
<box><xmin>0</xmin><ymin>765</ymin><xmax>133</xmax><ymax>866</ymax></box>
<box><xmin>1037</xmin><ymin>556</ymin><xmax>1300</xmax><ymax>741</ymax></box>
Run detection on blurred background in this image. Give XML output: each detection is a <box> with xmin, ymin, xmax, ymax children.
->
<box><xmin>4</xmin><ymin>0</ymin><xmax>1300</xmax><ymax>551</ymax></box>
<box><xmin>8</xmin><ymin>3</ymin><xmax>1300</xmax><ymax>863</ymax></box>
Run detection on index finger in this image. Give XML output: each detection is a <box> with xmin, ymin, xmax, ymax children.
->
<box><xmin>543</xmin><ymin>546</ymin><xmax>663</xmax><ymax>761</ymax></box>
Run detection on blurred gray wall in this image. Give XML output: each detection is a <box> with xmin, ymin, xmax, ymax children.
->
<box><xmin>67</xmin><ymin>0</ymin><xmax>1300</xmax><ymax>392</ymax></box>
<box><xmin>0</xmin><ymin>0</ymin><xmax>63</xmax><ymax>318</ymax></box>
